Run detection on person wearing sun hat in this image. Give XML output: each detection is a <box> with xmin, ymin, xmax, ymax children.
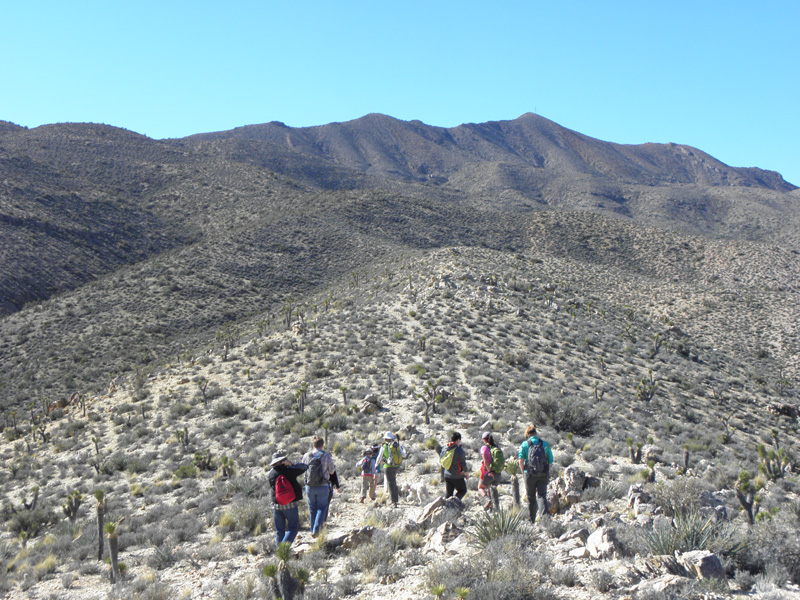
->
<box><xmin>267</xmin><ymin>451</ymin><xmax>308</xmax><ymax>547</ymax></box>
<box><xmin>378</xmin><ymin>431</ymin><xmax>404</xmax><ymax>506</ymax></box>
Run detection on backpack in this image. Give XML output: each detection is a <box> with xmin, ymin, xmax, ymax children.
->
<box><xmin>384</xmin><ymin>441</ymin><xmax>402</xmax><ymax>467</ymax></box>
<box><xmin>306</xmin><ymin>451</ymin><xmax>327</xmax><ymax>486</ymax></box>
<box><xmin>440</xmin><ymin>446</ymin><xmax>456</xmax><ymax>470</ymax></box>
<box><xmin>525</xmin><ymin>438</ymin><xmax>547</xmax><ymax>474</ymax></box>
<box><xmin>489</xmin><ymin>446</ymin><xmax>506</xmax><ymax>473</ymax></box>
<box><xmin>274</xmin><ymin>474</ymin><xmax>296</xmax><ymax>505</ymax></box>
<box><xmin>360</xmin><ymin>456</ymin><xmax>373</xmax><ymax>475</ymax></box>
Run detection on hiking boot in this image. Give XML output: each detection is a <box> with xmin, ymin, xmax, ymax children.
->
<box><xmin>483</xmin><ymin>500</ymin><xmax>493</xmax><ymax>512</ymax></box>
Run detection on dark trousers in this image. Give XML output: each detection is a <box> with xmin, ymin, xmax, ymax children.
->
<box><xmin>445</xmin><ymin>477</ymin><xmax>467</xmax><ymax>500</ymax></box>
<box><xmin>384</xmin><ymin>466</ymin><xmax>399</xmax><ymax>504</ymax></box>
<box><xmin>524</xmin><ymin>472</ymin><xmax>549</xmax><ymax>523</ymax></box>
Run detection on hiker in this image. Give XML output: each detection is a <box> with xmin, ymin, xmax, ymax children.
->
<box><xmin>478</xmin><ymin>431</ymin><xmax>503</xmax><ymax>511</ymax></box>
<box><xmin>517</xmin><ymin>424</ymin><xmax>554</xmax><ymax>523</ymax></box>
<box><xmin>379</xmin><ymin>432</ymin><xmax>404</xmax><ymax>506</ymax></box>
<box><xmin>440</xmin><ymin>431</ymin><xmax>469</xmax><ymax>500</ymax></box>
<box><xmin>302</xmin><ymin>436</ymin><xmax>338</xmax><ymax>537</ymax></box>
<box><xmin>267</xmin><ymin>452</ymin><xmax>308</xmax><ymax>547</ymax></box>
<box><xmin>356</xmin><ymin>447</ymin><xmax>377</xmax><ymax>503</ymax></box>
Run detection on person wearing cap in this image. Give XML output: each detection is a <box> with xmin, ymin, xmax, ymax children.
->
<box><xmin>440</xmin><ymin>431</ymin><xmax>470</xmax><ymax>500</ymax></box>
<box><xmin>379</xmin><ymin>431</ymin><xmax>403</xmax><ymax>506</ymax></box>
<box><xmin>478</xmin><ymin>432</ymin><xmax>502</xmax><ymax>511</ymax></box>
<box><xmin>267</xmin><ymin>452</ymin><xmax>308</xmax><ymax>547</ymax></box>
<box><xmin>356</xmin><ymin>447</ymin><xmax>377</xmax><ymax>503</ymax></box>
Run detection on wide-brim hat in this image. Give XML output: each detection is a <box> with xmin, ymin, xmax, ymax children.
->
<box><xmin>383</xmin><ymin>431</ymin><xmax>395</xmax><ymax>440</ymax></box>
<box><xmin>269</xmin><ymin>453</ymin><xmax>287</xmax><ymax>467</ymax></box>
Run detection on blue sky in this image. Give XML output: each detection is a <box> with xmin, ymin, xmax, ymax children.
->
<box><xmin>2</xmin><ymin>1</ymin><xmax>798</xmax><ymax>185</ymax></box>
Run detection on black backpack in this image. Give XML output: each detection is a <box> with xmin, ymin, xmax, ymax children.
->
<box><xmin>525</xmin><ymin>438</ymin><xmax>547</xmax><ymax>474</ymax></box>
<box><xmin>306</xmin><ymin>451</ymin><xmax>326</xmax><ymax>486</ymax></box>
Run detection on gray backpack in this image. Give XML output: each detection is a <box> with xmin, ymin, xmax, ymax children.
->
<box><xmin>525</xmin><ymin>439</ymin><xmax>547</xmax><ymax>474</ymax></box>
<box><xmin>306</xmin><ymin>451</ymin><xmax>326</xmax><ymax>486</ymax></box>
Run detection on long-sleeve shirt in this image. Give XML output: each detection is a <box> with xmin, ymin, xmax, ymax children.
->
<box><xmin>268</xmin><ymin>463</ymin><xmax>308</xmax><ymax>504</ymax></box>
<box><xmin>356</xmin><ymin>455</ymin><xmax>377</xmax><ymax>476</ymax></box>
<box><xmin>441</xmin><ymin>442</ymin><xmax>468</xmax><ymax>479</ymax></box>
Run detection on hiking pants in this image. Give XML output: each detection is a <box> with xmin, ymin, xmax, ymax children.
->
<box><xmin>445</xmin><ymin>477</ymin><xmax>467</xmax><ymax>500</ymax></box>
<box><xmin>306</xmin><ymin>484</ymin><xmax>330</xmax><ymax>535</ymax></box>
<box><xmin>524</xmin><ymin>472</ymin><xmax>549</xmax><ymax>523</ymax></box>
<box><xmin>384</xmin><ymin>466</ymin><xmax>400</xmax><ymax>505</ymax></box>
<box><xmin>361</xmin><ymin>475</ymin><xmax>376</xmax><ymax>500</ymax></box>
<box><xmin>273</xmin><ymin>505</ymin><xmax>299</xmax><ymax>546</ymax></box>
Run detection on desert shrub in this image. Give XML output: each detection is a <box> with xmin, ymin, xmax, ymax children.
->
<box><xmin>227</xmin><ymin>475</ymin><xmax>266</xmax><ymax>498</ymax></box>
<box><xmin>735</xmin><ymin>513</ymin><xmax>800</xmax><ymax>584</ymax></box>
<box><xmin>644</xmin><ymin>509</ymin><xmax>744</xmax><ymax>557</ymax></box>
<box><xmin>426</xmin><ymin>534</ymin><xmax>559</xmax><ymax>599</ymax></box>
<box><xmin>581</xmin><ymin>479</ymin><xmax>625</xmax><ymax>502</ymax></box>
<box><xmin>588</xmin><ymin>568</ymin><xmax>615</xmax><ymax>593</ymax></box>
<box><xmin>147</xmin><ymin>544</ymin><xmax>185</xmax><ymax>570</ymax></box>
<box><xmin>106</xmin><ymin>576</ymin><xmax>175</xmax><ymax>600</ymax></box>
<box><xmin>550</xmin><ymin>564</ymin><xmax>579</xmax><ymax>587</ymax></box>
<box><xmin>214</xmin><ymin>399</ymin><xmax>239</xmax><ymax>418</ymax></box>
<box><xmin>5</xmin><ymin>506</ymin><xmax>57</xmax><ymax>538</ymax></box>
<box><xmin>526</xmin><ymin>391</ymin><xmax>594</xmax><ymax>435</ymax></box>
<box><xmin>218</xmin><ymin>500</ymin><xmax>267</xmax><ymax>536</ymax></box>
<box><xmin>652</xmin><ymin>476</ymin><xmax>716</xmax><ymax>515</ymax></box>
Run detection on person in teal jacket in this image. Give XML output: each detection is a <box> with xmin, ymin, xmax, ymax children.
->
<box><xmin>517</xmin><ymin>424</ymin><xmax>554</xmax><ymax>523</ymax></box>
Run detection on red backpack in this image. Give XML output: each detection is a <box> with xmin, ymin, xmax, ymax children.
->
<box><xmin>275</xmin><ymin>474</ymin><xmax>296</xmax><ymax>505</ymax></box>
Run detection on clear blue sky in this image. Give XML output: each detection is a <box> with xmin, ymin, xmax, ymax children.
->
<box><xmin>2</xmin><ymin>1</ymin><xmax>798</xmax><ymax>185</ymax></box>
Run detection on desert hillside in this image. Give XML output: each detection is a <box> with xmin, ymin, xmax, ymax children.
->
<box><xmin>0</xmin><ymin>114</ymin><xmax>799</xmax><ymax>599</ymax></box>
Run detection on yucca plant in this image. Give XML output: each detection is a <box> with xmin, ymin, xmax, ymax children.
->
<box><xmin>644</xmin><ymin>508</ymin><xmax>745</xmax><ymax>557</ymax></box>
<box><xmin>504</xmin><ymin>461</ymin><xmax>521</xmax><ymax>507</ymax></box>
<box><xmin>469</xmin><ymin>506</ymin><xmax>526</xmax><ymax>549</ymax></box>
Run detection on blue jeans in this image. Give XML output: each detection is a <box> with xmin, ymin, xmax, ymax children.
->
<box><xmin>273</xmin><ymin>505</ymin><xmax>299</xmax><ymax>546</ymax></box>
<box><xmin>306</xmin><ymin>485</ymin><xmax>330</xmax><ymax>535</ymax></box>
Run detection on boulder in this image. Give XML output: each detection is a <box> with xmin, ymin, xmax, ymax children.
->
<box><xmin>324</xmin><ymin>526</ymin><xmax>375</xmax><ymax>552</ymax></box>
<box><xmin>627</xmin><ymin>483</ymin><xmax>651</xmax><ymax>508</ymax></box>
<box><xmin>417</xmin><ymin>496</ymin><xmax>464</xmax><ymax>529</ymax></box>
<box><xmin>568</xmin><ymin>547</ymin><xmax>590</xmax><ymax>559</ymax></box>
<box><xmin>634</xmin><ymin>500</ymin><xmax>655</xmax><ymax>518</ymax></box>
<box><xmin>678</xmin><ymin>550</ymin><xmax>726</xmax><ymax>581</ymax></box>
<box><xmin>423</xmin><ymin>522</ymin><xmax>464</xmax><ymax>553</ymax></box>
<box><xmin>632</xmin><ymin>574</ymin><xmax>694</xmax><ymax>596</ymax></box>
<box><xmin>547</xmin><ymin>466</ymin><xmax>588</xmax><ymax>512</ymax></box>
<box><xmin>558</xmin><ymin>528</ymin><xmax>589</xmax><ymax>544</ymax></box>
<box><xmin>586</xmin><ymin>526</ymin><xmax>617</xmax><ymax>559</ymax></box>
<box><xmin>641</xmin><ymin>444</ymin><xmax>664</xmax><ymax>463</ymax></box>
<box><xmin>636</xmin><ymin>554</ymin><xmax>688</xmax><ymax>577</ymax></box>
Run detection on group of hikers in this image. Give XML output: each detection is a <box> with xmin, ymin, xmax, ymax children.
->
<box><xmin>267</xmin><ymin>424</ymin><xmax>553</xmax><ymax>547</ymax></box>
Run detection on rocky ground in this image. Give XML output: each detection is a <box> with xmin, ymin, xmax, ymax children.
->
<box><xmin>1</xmin><ymin>246</ymin><xmax>799</xmax><ymax>599</ymax></box>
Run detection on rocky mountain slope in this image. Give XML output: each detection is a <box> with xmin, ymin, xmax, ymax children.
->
<box><xmin>1</xmin><ymin>113</ymin><xmax>799</xmax><ymax>598</ymax></box>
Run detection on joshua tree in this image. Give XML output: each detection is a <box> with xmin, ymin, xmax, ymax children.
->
<box><xmin>505</xmin><ymin>461</ymin><xmax>521</xmax><ymax>507</ymax></box>
<box><xmin>627</xmin><ymin>438</ymin><xmax>643</xmax><ymax>464</ymax></box>
<box><xmin>197</xmin><ymin>378</ymin><xmax>209</xmax><ymax>408</ymax></box>
<box><xmin>636</xmin><ymin>370</ymin><xmax>658</xmax><ymax>403</ymax></box>
<box><xmin>295</xmin><ymin>382</ymin><xmax>309</xmax><ymax>415</ymax></box>
<box><xmin>62</xmin><ymin>490</ymin><xmax>83</xmax><ymax>524</ymax></box>
<box><xmin>735</xmin><ymin>471</ymin><xmax>760</xmax><ymax>525</ymax></box>
<box><xmin>105</xmin><ymin>521</ymin><xmax>122</xmax><ymax>583</ymax></box>
<box><xmin>95</xmin><ymin>490</ymin><xmax>106</xmax><ymax>561</ymax></box>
